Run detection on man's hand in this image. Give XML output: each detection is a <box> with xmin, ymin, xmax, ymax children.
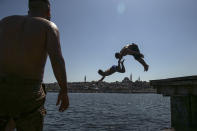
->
<box><xmin>120</xmin><ymin>59</ymin><xmax>125</xmax><ymax>64</ymax></box>
<box><xmin>56</xmin><ymin>89</ymin><xmax>69</xmax><ymax>112</ymax></box>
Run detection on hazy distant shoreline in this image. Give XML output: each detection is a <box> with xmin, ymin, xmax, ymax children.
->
<box><xmin>45</xmin><ymin>80</ymin><xmax>156</xmax><ymax>94</ymax></box>
<box><xmin>47</xmin><ymin>90</ymin><xmax>156</xmax><ymax>94</ymax></box>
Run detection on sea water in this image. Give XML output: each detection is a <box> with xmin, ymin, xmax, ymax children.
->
<box><xmin>44</xmin><ymin>93</ymin><xmax>171</xmax><ymax>131</ymax></box>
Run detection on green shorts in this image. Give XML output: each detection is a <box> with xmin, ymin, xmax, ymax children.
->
<box><xmin>0</xmin><ymin>83</ymin><xmax>46</xmax><ymax>131</ymax></box>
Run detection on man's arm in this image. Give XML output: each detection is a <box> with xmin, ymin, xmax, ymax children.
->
<box><xmin>0</xmin><ymin>19</ymin><xmax>3</xmax><ymax>33</ymax></box>
<box><xmin>118</xmin><ymin>60</ymin><xmax>121</xmax><ymax>67</ymax></box>
<box><xmin>120</xmin><ymin>62</ymin><xmax>125</xmax><ymax>73</ymax></box>
<box><xmin>46</xmin><ymin>22</ymin><xmax>69</xmax><ymax>112</ymax></box>
<box><xmin>135</xmin><ymin>57</ymin><xmax>149</xmax><ymax>71</ymax></box>
<box><xmin>118</xmin><ymin>60</ymin><xmax>125</xmax><ymax>73</ymax></box>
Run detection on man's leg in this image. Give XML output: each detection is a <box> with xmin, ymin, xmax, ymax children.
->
<box><xmin>15</xmin><ymin>84</ymin><xmax>46</xmax><ymax>131</ymax></box>
<box><xmin>136</xmin><ymin>58</ymin><xmax>149</xmax><ymax>71</ymax></box>
<box><xmin>15</xmin><ymin>106</ymin><xmax>46</xmax><ymax>131</ymax></box>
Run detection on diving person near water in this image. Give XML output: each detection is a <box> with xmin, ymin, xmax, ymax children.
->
<box><xmin>98</xmin><ymin>60</ymin><xmax>125</xmax><ymax>82</ymax></box>
<box><xmin>0</xmin><ymin>0</ymin><xmax>69</xmax><ymax>130</ymax></box>
<box><xmin>115</xmin><ymin>43</ymin><xmax>149</xmax><ymax>71</ymax></box>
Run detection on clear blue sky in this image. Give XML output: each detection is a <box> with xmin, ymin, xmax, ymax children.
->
<box><xmin>0</xmin><ymin>0</ymin><xmax>197</xmax><ymax>83</ymax></box>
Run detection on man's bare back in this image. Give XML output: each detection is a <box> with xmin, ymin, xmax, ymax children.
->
<box><xmin>0</xmin><ymin>13</ymin><xmax>68</xmax><ymax>112</ymax></box>
<box><xmin>0</xmin><ymin>15</ymin><xmax>52</xmax><ymax>80</ymax></box>
<box><xmin>0</xmin><ymin>15</ymin><xmax>63</xmax><ymax>80</ymax></box>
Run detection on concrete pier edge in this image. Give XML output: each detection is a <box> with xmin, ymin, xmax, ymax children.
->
<box><xmin>150</xmin><ymin>75</ymin><xmax>197</xmax><ymax>130</ymax></box>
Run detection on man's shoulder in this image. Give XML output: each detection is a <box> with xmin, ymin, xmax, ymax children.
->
<box><xmin>1</xmin><ymin>15</ymin><xmax>23</xmax><ymax>21</ymax></box>
<box><xmin>1</xmin><ymin>15</ymin><xmax>56</xmax><ymax>27</ymax></box>
<box><xmin>0</xmin><ymin>15</ymin><xmax>25</xmax><ymax>27</ymax></box>
<box><xmin>27</xmin><ymin>17</ymin><xmax>57</xmax><ymax>29</ymax></box>
<box><xmin>34</xmin><ymin>17</ymin><xmax>58</xmax><ymax>32</ymax></box>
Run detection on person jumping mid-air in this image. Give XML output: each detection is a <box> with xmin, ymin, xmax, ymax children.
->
<box><xmin>115</xmin><ymin>43</ymin><xmax>149</xmax><ymax>71</ymax></box>
<box><xmin>98</xmin><ymin>60</ymin><xmax>125</xmax><ymax>82</ymax></box>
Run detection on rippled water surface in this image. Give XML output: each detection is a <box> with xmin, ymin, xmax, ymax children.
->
<box><xmin>44</xmin><ymin>93</ymin><xmax>171</xmax><ymax>131</ymax></box>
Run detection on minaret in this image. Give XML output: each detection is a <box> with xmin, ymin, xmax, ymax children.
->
<box><xmin>84</xmin><ymin>75</ymin><xmax>86</xmax><ymax>83</ymax></box>
<box><xmin>130</xmin><ymin>73</ymin><xmax>132</xmax><ymax>82</ymax></box>
<box><xmin>138</xmin><ymin>76</ymin><xmax>141</xmax><ymax>81</ymax></box>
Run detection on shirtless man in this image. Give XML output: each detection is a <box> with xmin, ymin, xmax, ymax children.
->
<box><xmin>98</xmin><ymin>60</ymin><xmax>125</xmax><ymax>82</ymax></box>
<box><xmin>115</xmin><ymin>43</ymin><xmax>149</xmax><ymax>71</ymax></box>
<box><xmin>0</xmin><ymin>0</ymin><xmax>69</xmax><ymax>130</ymax></box>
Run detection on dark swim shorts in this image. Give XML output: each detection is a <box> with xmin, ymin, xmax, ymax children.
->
<box><xmin>0</xmin><ymin>81</ymin><xmax>46</xmax><ymax>131</ymax></box>
<box><xmin>128</xmin><ymin>44</ymin><xmax>140</xmax><ymax>52</ymax></box>
<box><xmin>128</xmin><ymin>44</ymin><xmax>142</xmax><ymax>60</ymax></box>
